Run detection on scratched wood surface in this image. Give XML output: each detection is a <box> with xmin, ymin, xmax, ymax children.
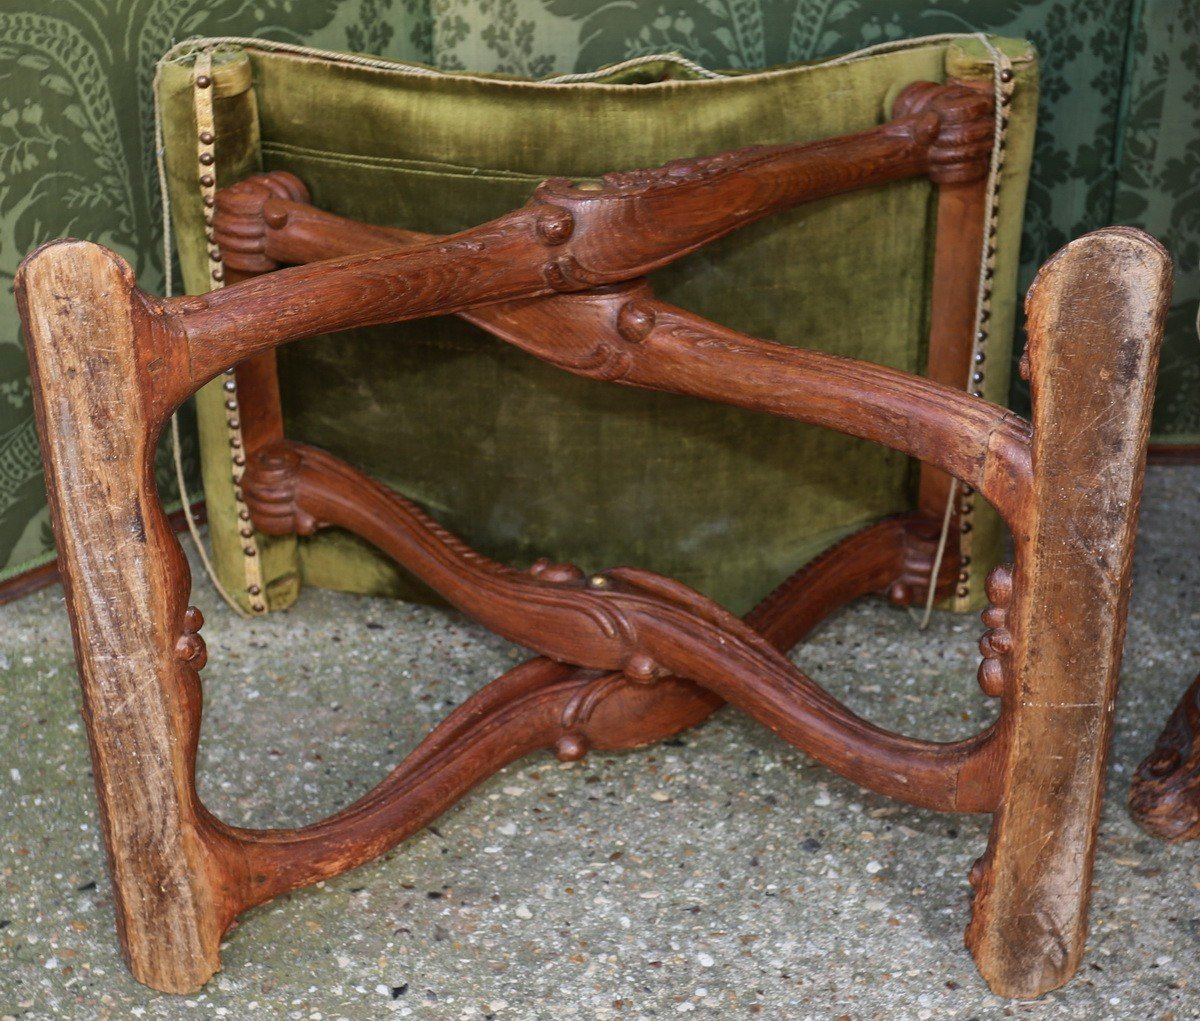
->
<box><xmin>16</xmin><ymin>242</ymin><xmax>233</xmax><ymax>991</ymax></box>
<box><xmin>964</xmin><ymin>227</ymin><xmax>1170</xmax><ymax>998</ymax></box>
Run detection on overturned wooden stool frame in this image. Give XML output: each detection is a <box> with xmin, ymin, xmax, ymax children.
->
<box><xmin>17</xmin><ymin>79</ymin><xmax>1170</xmax><ymax>999</ymax></box>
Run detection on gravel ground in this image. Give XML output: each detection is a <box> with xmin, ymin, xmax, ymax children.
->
<box><xmin>0</xmin><ymin>466</ymin><xmax>1197</xmax><ymax>1021</ymax></box>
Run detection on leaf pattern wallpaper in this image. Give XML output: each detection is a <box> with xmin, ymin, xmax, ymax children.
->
<box><xmin>0</xmin><ymin>0</ymin><xmax>1196</xmax><ymax>583</ymax></box>
<box><xmin>0</xmin><ymin>0</ymin><xmax>429</xmax><ymax>582</ymax></box>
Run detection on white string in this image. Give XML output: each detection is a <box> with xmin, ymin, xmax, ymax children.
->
<box><xmin>917</xmin><ymin>32</ymin><xmax>1013</xmax><ymax>630</ymax></box>
<box><xmin>917</xmin><ymin>477</ymin><xmax>960</xmax><ymax>630</ymax></box>
<box><xmin>152</xmin><ymin>31</ymin><xmax>987</xmax><ymax>89</ymax></box>
<box><xmin>542</xmin><ymin>53</ymin><xmax>725</xmax><ymax>83</ymax></box>
<box><xmin>153</xmin><ymin>52</ymin><xmax>251</xmax><ymax>617</ymax></box>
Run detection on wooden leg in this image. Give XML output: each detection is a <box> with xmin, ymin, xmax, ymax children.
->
<box><xmin>16</xmin><ymin>241</ymin><xmax>237</xmax><ymax>992</ymax></box>
<box><xmin>1129</xmin><ymin>673</ymin><xmax>1200</xmax><ymax>841</ymax></box>
<box><xmin>964</xmin><ymin>228</ymin><xmax>1171</xmax><ymax>998</ymax></box>
<box><xmin>915</xmin><ymin>176</ymin><xmax>987</xmax><ymax>590</ymax></box>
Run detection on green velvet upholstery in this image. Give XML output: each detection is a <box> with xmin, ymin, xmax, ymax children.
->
<box><xmin>156</xmin><ymin>36</ymin><xmax>1037</xmax><ymax>615</ymax></box>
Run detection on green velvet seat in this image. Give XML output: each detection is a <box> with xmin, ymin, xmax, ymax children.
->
<box><xmin>156</xmin><ymin>35</ymin><xmax>1037</xmax><ymax>616</ymax></box>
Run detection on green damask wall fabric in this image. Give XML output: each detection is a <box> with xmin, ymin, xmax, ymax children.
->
<box><xmin>1113</xmin><ymin>1</ymin><xmax>1200</xmax><ymax>437</ymax></box>
<box><xmin>1</xmin><ymin>0</ymin><xmax>1197</xmax><ymax>587</ymax></box>
<box><xmin>0</xmin><ymin>0</ymin><xmax>432</xmax><ymax>584</ymax></box>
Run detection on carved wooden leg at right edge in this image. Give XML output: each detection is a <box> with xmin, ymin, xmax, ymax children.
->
<box><xmin>965</xmin><ymin>228</ymin><xmax>1171</xmax><ymax>998</ymax></box>
<box><xmin>1129</xmin><ymin>674</ymin><xmax>1200</xmax><ymax>841</ymax></box>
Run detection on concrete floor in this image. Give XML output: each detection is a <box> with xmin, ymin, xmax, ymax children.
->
<box><xmin>1</xmin><ymin>466</ymin><xmax>1198</xmax><ymax>1020</ymax></box>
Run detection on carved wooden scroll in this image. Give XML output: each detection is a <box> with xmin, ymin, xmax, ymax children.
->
<box><xmin>1130</xmin><ymin>674</ymin><xmax>1200</xmax><ymax>842</ymax></box>
<box><xmin>15</xmin><ymin>78</ymin><xmax>1170</xmax><ymax>1001</ymax></box>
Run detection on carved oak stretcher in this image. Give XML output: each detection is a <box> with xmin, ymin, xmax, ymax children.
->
<box><xmin>16</xmin><ymin>79</ymin><xmax>1170</xmax><ymax>999</ymax></box>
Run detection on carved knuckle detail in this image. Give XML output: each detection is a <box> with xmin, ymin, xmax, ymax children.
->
<box><xmin>213</xmin><ymin>172</ymin><xmax>312</xmax><ymax>274</ymax></box>
<box><xmin>976</xmin><ymin>564</ymin><xmax>1014</xmax><ymax>698</ymax></box>
<box><xmin>980</xmin><ymin>605</ymin><xmax>1007</xmax><ymax>629</ymax></box>
<box><xmin>623</xmin><ymin>653</ymin><xmax>663</xmax><ymax>685</ymax></box>
<box><xmin>559</xmin><ymin>673</ymin><xmax>628</xmax><ymax>750</ymax></box>
<box><xmin>977</xmin><ymin>657</ymin><xmax>1005</xmax><ymax>698</ymax></box>
<box><xmin>892</xmin><ymin>81</ymin><xmax>995</xmax><ymax>184</ymax></box>
<box><xmin>183</xmin><ymin>605</ymin><xmax>204</xmax><ymax>633</ymax></box>
<box><xmin>241</xmin><ymin>446</ymin><xmax>316</xmax><ymax>536</ymax></box>
<box><xmin>259</xmin><ymin>170</ymin><xmax>311</xmax><ymax>205</ymax></box>
<box><xmin>174</xmin><ymin>608</ymin><xmax>208</xmax><ymax>670</ymax></box>
<box><xmin>174</xmin><ymin>633</ymin><xmax>207</xmax><ymax>670</ymax></box>
<box><xmin>984</xmin><ymin>564</ymin><xmax>1013</xmax><ymax>606</ymax></box>
<box><xmin>529</xmin><ymin>558</ymin><xmax>585</xmax><ymax>583</ymax></box>
<box><xmin>891</xmin><ymin>80</ymin><xmax>943</xmax><ymax>120</ymax></box>
<box><xmin>979</xmin><ymin>627</ymin><xmax>1012</xmax><ymax>657</ymax></box>
<box><xmin>543</xmin><ymin>255</ymin><xmax>585</xmax><ymax>292</ymax></box>
<box><xmin>1018</xmin><ymin>350</ymin><xmax>1032</xmax><ymax>381</ymax></box>
<box><xmin>534</xmin><ymin>205</ymin><xmax>574</xmax><ymax>245</ymax></box>
<box><xmin>969</xmin><ymin>848</ymin><xmax>991</xmax><ymax>891</ymax></box>
<box><xmin>616</xmin><ymin>300</ymin><xmax>656</xmax><ymax>344</ymax></box>
<box><xmin>554</xmin><ymin>734</ymin><xmax>589</xmax><ymax>761</ymax></box>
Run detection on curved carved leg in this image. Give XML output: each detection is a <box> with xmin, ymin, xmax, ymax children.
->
<box><xmin>16</xmin><ymin>242</ymin><xmax>239</xmax><ymax>992</ymax></box>
<box><xmin>244</xmin><ymin>441</ymin><xmax>1007</xmax><ymax>812</ymax></box>
<box><xmin>964</xmin><ymin>228</ymin><xmax>1171</xmax><ymax>998</ymax></box>
<box><xmin>391</xmin><ymin>512</ymin><xmax>924</xmax><ymax>780</ymax></box>
<box><xmin>222</xmin><ymin>662</ymin><xmax>718</xmax><ymax>901</ymax></box>
<box><xmin>1130</xmin><ymin>674</ymin><xmax>1200</xmax><ymax>841</ymax></box>
<box><xmin>215</xmin><ymin>512</ymin><xmax>932</xmax><ymax>902</ymax></box>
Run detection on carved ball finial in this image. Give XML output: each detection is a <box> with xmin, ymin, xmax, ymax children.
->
<box><xmin>535</xmin><ymin>205</ymin><xmax>574</xmax><ymax>246</ymax></box>
<box><xmin>616</xmin><ymin>301</ymin><xmax>656</xmax><ymax>344</ymax></box>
